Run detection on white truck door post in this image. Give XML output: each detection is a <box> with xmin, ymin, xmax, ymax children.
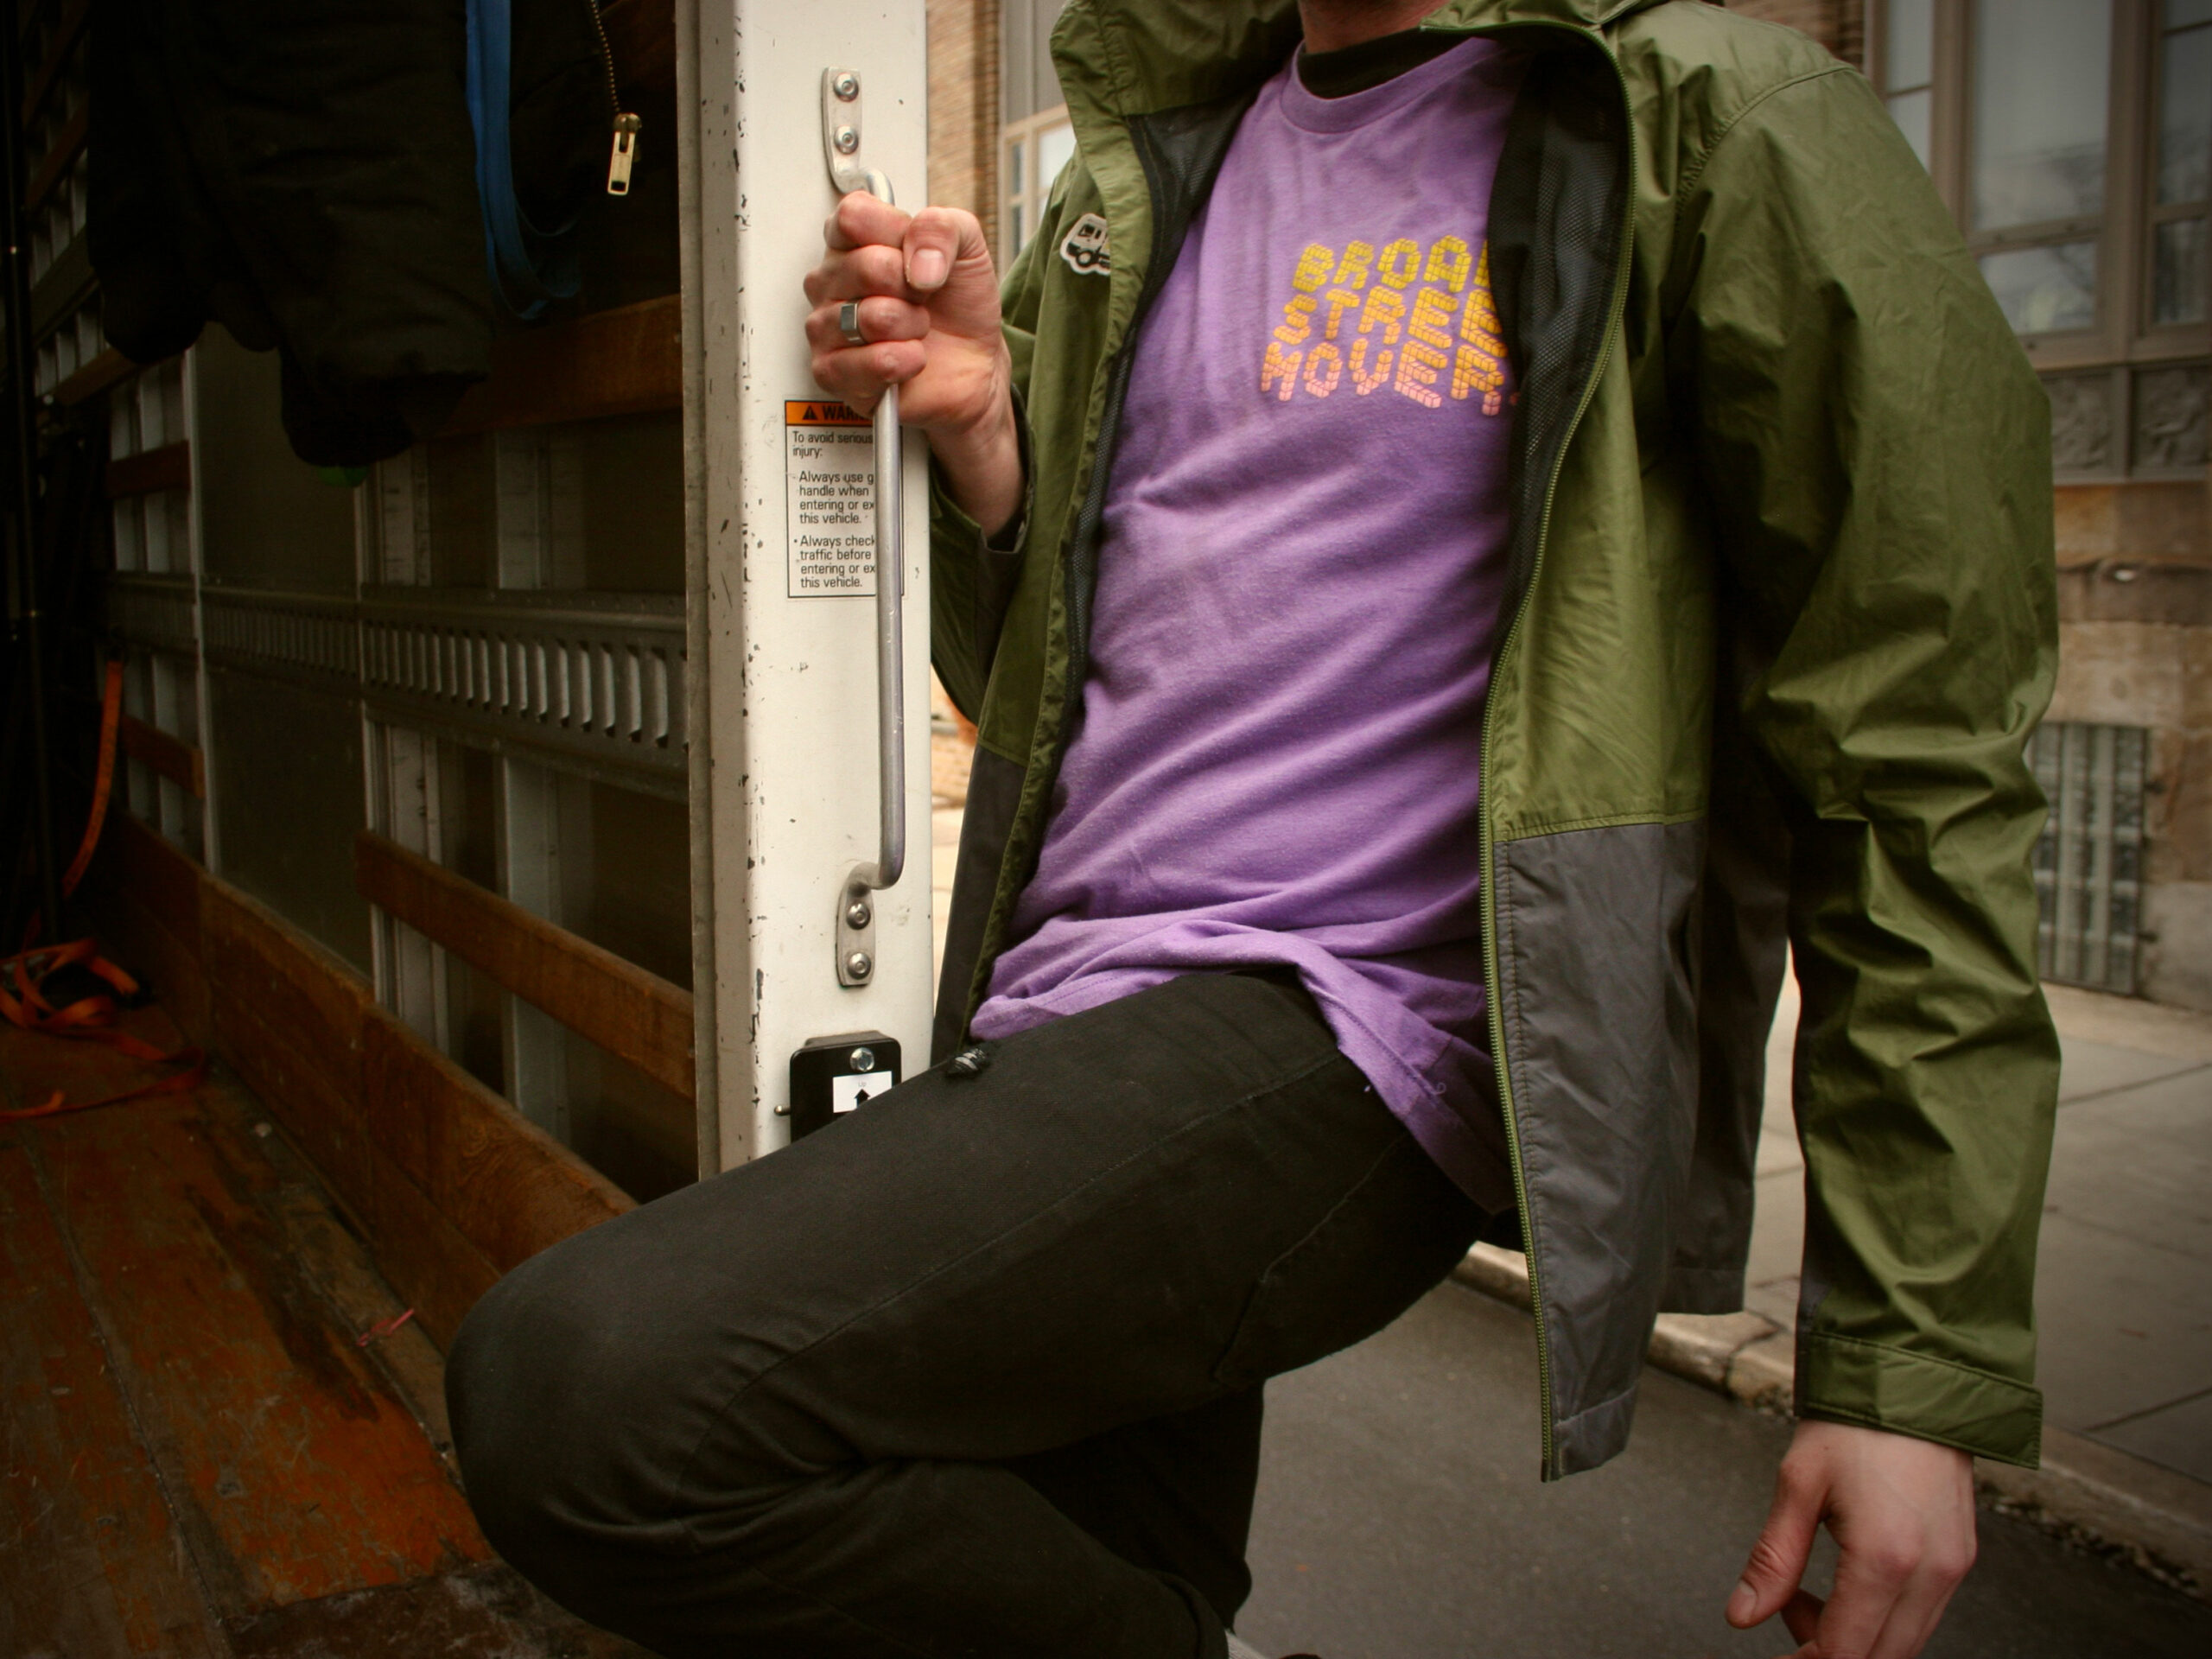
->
<box><xmin>690</xmin><ymin>0</ymin><xmax>936</xmax><ymax>1168</ymax></box>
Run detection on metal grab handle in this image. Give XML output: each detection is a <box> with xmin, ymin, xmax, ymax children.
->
<box><xmin>825</xmin><ymin>72</ymin><xmax>904</xmax><ymax>986</ymax></box>
<box><xmin>859</xmin><ymin>335</ymin><xmax>905</xmax><ymax>896</ymax></box>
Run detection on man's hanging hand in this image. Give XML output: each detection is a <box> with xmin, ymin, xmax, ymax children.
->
<box><xmin>1726</xmin><ymin>1420</ymin><xmax>1978</xmax><ymax>1659</ymax></box>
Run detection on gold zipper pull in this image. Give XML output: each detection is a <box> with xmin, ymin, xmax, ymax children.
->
<box><xmin>607</xmin><ymin>112</ymin><xmax>643</xmax><ymax>195</ymax></box>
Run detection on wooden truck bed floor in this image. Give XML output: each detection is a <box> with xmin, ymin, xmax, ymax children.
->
<box><xmin>1</xmin><ymin>999</ymin><xmax>645</xmax><ymax>1656</ymax></box>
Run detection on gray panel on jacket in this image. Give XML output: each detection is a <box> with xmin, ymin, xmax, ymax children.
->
<box><xmin>1495</xmin><ymin>817</ymin><xmax>1704</xmax><ymax>1476</ymax></box>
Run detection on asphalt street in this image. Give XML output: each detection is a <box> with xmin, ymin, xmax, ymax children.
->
<box><xmin>1236</xmin><ymin>1281</ymin><xmax>2212</xmax><ymax>1659</ymax></box>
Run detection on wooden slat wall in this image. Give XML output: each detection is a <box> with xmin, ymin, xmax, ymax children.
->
<box><xmin>106</xmin><ymin>441</ymin><xmax>192</xmax><ymax>499</ymax></box>
<box><xmin>202</xmin><ymin>882</ymin><xmax>376</xmax><ymax>1218</ymax></box>
<box><xmin>440</xmin><ymin>294</ymin><xmax>681</xmax><ymax>435</ymax></box>
<box><xmin>362</xmin><ymin>1011</ymin><xmax>632</xmax><ymax>1275</ymax></box>
<box><xmin>76</xmin><ymin>813</ymin><xmax>209</xmax><ymax>1047</ymax></box>
<box><xmin>19</xmin><ymin>0</ymin><xmax>92</xmax><ymax>130</ymax></box>
<box><xmin>25</xmin><ymin>99</ymin><xmax>86</xmax><ymax>213</ymax></box>
<box><xmin>75</xmin><ymin>842</ymin><xmax>636</xmax><ymax>1351</ymax></box>
<box><xmin>353</xmin><ymin>830</ymin><xmax>694</xmax><ymax>1100</ymax></box>
<box><xmin>118</xmin><ymin>713</ymin><xmax>207</xmax><ymax>798</ymax></box>
<box><xmin>53</xmin><ymin>345</ymin><xmax>131</xmax><ymax>407</ymax></box>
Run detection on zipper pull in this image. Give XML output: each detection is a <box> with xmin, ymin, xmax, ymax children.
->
<box><xmin>607</xmin><ymin>112</ymin><xmax>643</xmax><ymax>195</ymax></box>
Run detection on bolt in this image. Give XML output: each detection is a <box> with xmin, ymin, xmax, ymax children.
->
<box><xmin>832</xmin><ymin>72</ymin><xmax>860</xmax><ymax>101</ymax></box>
<box><xmin>844</xmin><ymin>950</ymin><xmax>874</xmax><ymax>981</ymax></box>
<box><xmin>849</xmin><ymin>1046</ymin><xmax>876</xmax><ymax>1072</ymax></box>
<box><xmin>844</xmin><ymin>897</ymin><xmax>873</xmax><ymax>930</ymax></box>
<box><xmin>834</xmin><ymin>125</ymin><xmax>860</xmax><ymax>155</ymax></box>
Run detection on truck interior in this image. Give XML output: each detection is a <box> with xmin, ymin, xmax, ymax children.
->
<box><xmin>1</xmin><ymin>1</ymin><xmax>938</xmax><ymax>1648</ymax></box>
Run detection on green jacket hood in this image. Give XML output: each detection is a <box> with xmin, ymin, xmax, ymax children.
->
<box><xmin>1048</xmin><ymin>0</ymin><xmax>1672</xmax><ymax>122</ymax></box>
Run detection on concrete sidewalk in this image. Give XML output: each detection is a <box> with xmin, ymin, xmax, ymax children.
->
<box><xmin>1459</xmin><ymin>973</ymin><xmax>2212</xmax><ymax>1596</ymax></box>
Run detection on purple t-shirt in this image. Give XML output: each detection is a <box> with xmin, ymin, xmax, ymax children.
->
<box><xmin>972</xmin><ymin>38</ymin><xmax>1523</xmax><ymax>1202</ymax></box>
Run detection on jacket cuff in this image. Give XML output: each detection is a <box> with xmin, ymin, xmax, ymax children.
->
<box><xmin>927</xmin><ymin>391</ymin><xmax>1034</xmax><ymax>557</ymax></box>
<box><xmin>1796</xmin><ymin>1331</ymin><xmax>2042</xmax><ymax>1467</ymax></box>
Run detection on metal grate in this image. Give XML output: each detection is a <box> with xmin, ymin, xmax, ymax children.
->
<box><xmin>2030</xmin><ymin>721</ymin><xmax>2147</xmax><ymax>995</ymax></box>
<box><xmin>359</xmin><ymin>587</ymin><xmax>685</xmax><ymax>784</ymax></box>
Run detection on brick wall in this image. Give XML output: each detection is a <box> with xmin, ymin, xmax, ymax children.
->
<box><xmin>928</xmin><ymin>0</ymin><xmax>999</xmax><ymax>251</ymax></box>
<box><xmin>2048</xmin><ymin>483</ymin><xmax>2212</xmax><ymax>1009</ymax></box>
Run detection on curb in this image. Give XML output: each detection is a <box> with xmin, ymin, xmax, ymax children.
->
<box><xmin>1450</xmin><ymin>1243</ymin><xmax>2212</xmax><ymax>1599</ymax></box>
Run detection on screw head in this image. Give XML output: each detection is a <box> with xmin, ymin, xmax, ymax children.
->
<box><xmin>833</xmin><ymin>125</ymin><xmax>860</xmax><ymax>155</ymax></box>
<box><xmin>832</xmin><ymin>72</ymin><xmax>860</xmax><ymax>101</ymax></box>
<box><xmin>849</xmin><ymin>1046</ymin><xmax>876</xmax><ymax>1072</ymax></box>
<box><xmin>843</xmin><ymin>898</ymin><xmax>873</xmax><ymax>930</ymax></box>
<box><xmin>844</xmin><ymin>950</ymin><xmax>874</xmax><ymax>981</ymax></box>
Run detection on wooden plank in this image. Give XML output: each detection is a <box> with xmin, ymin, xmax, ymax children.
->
<box><xmin>200</xmin><ymin>880</ymin><xmax>373</xmax><ymax>1221</ymax></box>
<box><xmin>20</xmin><ymin>0</ymin><xmax>92</xmax><ymax>128</ymax></box>
<box><xmin>218</xmin><ymin>994</ymin><xmax>370</xmax><ymax>1225</ymax></box>
<box><xmin>440</xmin><ymin>293</ymin><xmax>680</xmax><ymax>435</ymax></box>
<box><xmin>602</xmin><ymin>0</ymin><xmax>675</xmax><ymax>96</ymax></box>
<box><xmin>235</xmin><ymin>1074</ymin><xmax>461</xmax><ymax>1462</ymax></box>
<box><xmin>225</xmin><ymin>1561</ymin><xmax>655</xmax><ymax>1657</ymax></box>
<box><xmin>359</xmin><ymin>1136</ymin><xmax>505</xmax><ymax>1354</ymax></box>
<box><xmin>84</xmin><ymin>804</ymin><xmax>202</xmax><ymax>957</ymax></box>
<box><xmin>354</xmin><ymin>829</ymin><xmax>694</xmax><ymax>1100</ymax></box>
<box><xmin>30</xmin><ymin>220</ymin><xmax>92</xmax><ymax>337</ymax></box>
<box><xmin>29</xmin><ymin>1088</ymin><xmax>492</xmax><ymax>1617</ymax></box>
<box><xmin>75</xmin><ymin>879</ymin><xmax>213</xmax><ymax>1047</ymax></box>
<box><xmin>362</xmin><ymin>1007</ymin><xmax>632</xmax><ymax>1277</ymax></box>
<box><xmin>119</xmin><ymin>711</ymin><xmax>207</xmax><ymax>798</ymax></box>
<box><xmin>0</xmin><ymin>1001</ymin><xmax>195</xmax><ymax>1119</ymax></box>
<box><xmin>54</xmin><ymin>343</ymin><xmax>134</xmax><ymax>406</ymax></box>
<box><xmin>201</xmin><ymin>880</ymin><xmax>371</xmax><ymax>1087</ymax></box>
<box><xmin>107</xmin><ymin>440</ymin><xmax>193</xmax><ymax>499</ymax></box>
<box><xmin>0</xmin><ymin>1143</ymin><xmax>224</xmax><ymax>1657</ymax></box>
<box><xmin>26</xmin><ymin>96</ymin><xmax>86</xmax><ymax>212</ymax></box>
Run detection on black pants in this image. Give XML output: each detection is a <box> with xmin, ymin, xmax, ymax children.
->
<box><xmin>447</xmin><ymin>972</ymin><xmax>1485</xmax><ymax>1658</ymax></box>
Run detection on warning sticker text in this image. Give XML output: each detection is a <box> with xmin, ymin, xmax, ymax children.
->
<box><xmin>786</xmin><ymin>400</ymin><xmax>874</xmax><ymax>598</ymax></box>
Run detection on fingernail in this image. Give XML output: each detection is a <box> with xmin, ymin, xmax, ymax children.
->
<box><xmin>1727</xmin><ymin>1580</ymin><xmax>1756</xmax><ymax>1624</ymax></box>
<box><xmin>910</xmin><ymin>248</ymin><xmax>947</xmax><ymax>287</ymax></box>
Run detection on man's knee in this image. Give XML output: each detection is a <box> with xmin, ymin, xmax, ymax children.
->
<box><xmin>446</xmin><ymin>1224</ymin><xmax>682</xmax><ymax>1571</ymax></box>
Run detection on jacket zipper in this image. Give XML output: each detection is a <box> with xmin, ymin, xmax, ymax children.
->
<box><xmin>588</xmin><ymin>1</ymin><xmax>642</xmax><ymax>194</ymax></box>
<box><xmin>1471</xmin><ymin>23</ymin><xmax>1641</xmax><ymax>1479</ymax></box>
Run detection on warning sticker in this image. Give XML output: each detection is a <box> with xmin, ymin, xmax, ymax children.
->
<box><xmin>785</xmin><ymin>400</ymin><xmax>875</xmax><ymax>598</ymax></box>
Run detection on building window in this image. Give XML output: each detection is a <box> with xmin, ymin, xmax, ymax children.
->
<box><xmin>2029</xmin><ymin>721</ymin><xmax>2147</xmax><ymax>996</ymax></box>
<box><xmin>1003</xmin><ymin>109</ymin><xmax>1077</xmax><ymax>257</ymax></box>
<box><xmin>2151</xmin><ymin>0</ymin><xmax>2210</xmax><ymax>326</ymax></box>
<box><xmin>1001</xmin><ymin>0</ymin><xmax>1074</xmax><ymax>256</ymax></box>
<box><xmin>1872</xmin><ymin>1</ymin><xmax>2210</xmax><ymax>480</ymax></box>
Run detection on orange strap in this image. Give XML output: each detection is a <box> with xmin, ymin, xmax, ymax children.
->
<box><xmin>62</xmin><ymin>658</ymin><xmax>125</xmax><ymax>897</ymax></box>
<box><xmin>20</xmin><ymin>658</ymin><xmax>126</xmax><ymax>954</ymax></box>
<box><xmin>0</xmin><ymin>937</ymin><xmax>207</xmax><ymax>1122</ymax></box>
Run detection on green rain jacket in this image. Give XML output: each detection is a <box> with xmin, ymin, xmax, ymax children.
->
<box><xmin>928</xmin><ymin>0</ymin><xmax>2060</xmax><ymax>1478</ymax></box>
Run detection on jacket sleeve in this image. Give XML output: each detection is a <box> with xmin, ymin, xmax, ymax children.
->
<box><xmin>1670</xmin><ymin>66</ymin><xmax>2061</xmax><ymax>1466</ymax></box>
<box><xmin>927</xmin><ymin>185</ymin><xmax>1057</xmax><ymax>720</ymax></box>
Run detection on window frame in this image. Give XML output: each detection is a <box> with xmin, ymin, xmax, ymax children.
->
<box><xmin>1001</xmin><ymin>105</ymin><xmax>1074</xmax><ymax>260</ymax></box>
<box><xmin>1869</xmin><ymin>0</ymin><xmax>2209</xmax><ymax>482</ymax></box>
<box><xmin>1869</xmin><ymin>0</ymin><xmax>2206</xmax><ymax>372</ymax></box>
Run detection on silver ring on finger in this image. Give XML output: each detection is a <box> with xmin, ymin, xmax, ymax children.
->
<box><xmin>838</xmin><ymin>301</ymin><xmax>867</xmax><ymax>348</ymax></box>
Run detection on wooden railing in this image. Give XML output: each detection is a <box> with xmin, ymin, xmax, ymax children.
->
<box><xmin>353</xmin><ymin>830</ymin><xmax>694</xmax><ymax>1101</ymax></box>
<box><xmin>118</xmin><ymin>713</ymin><xmax>206</xmax><ymax>799</ymax></box>
<box><xmin>441</xmin><ymin>294</ymin><xmax>681</xmax><ymax>435</ymax></box>
<box><xmin>106</xmin><ymin>441</ymin><xmax>191</xmax><ymax>499</ymax></box>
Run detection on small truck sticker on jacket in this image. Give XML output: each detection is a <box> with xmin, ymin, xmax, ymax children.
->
<box><xmin>1060</xmin><ymin>213</ymin><xmax>1110</xmax><ymax>276</ymax></box>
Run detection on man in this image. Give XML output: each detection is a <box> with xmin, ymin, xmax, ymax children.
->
<box><xmin>447</xmin><ymin>2</ymin><xmax>2059</xmax><ymax>1656</ymax></box>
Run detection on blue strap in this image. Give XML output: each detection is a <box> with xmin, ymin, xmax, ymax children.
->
<box><xmin>465</xmin><ymin>0</ymin><xmax>583</xmax><ymax>318</ymax></box>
